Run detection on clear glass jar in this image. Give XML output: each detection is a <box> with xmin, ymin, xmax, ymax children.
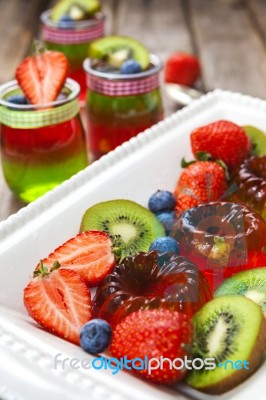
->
<box><xmin>83</xmin><ymin>54</ymin><xmax>164</xmax><ymax>160</ymax></box>
<box><xmin>0</xmin><ymin>79</ymin><xmax>88</xmax><ymax>202</ymax></box>
<box><xmin>41</xmin><ymin>10</ymin><xmax>105</xmax><ymax>104</ymax></box>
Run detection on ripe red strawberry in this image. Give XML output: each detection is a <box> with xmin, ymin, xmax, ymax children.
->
<box><xmin>16</xmin><ymin>51</ymin><xmax>69</xmax><ymax>104</ymax></box>
<box><xmin>36</xmin><ymin>231</ymin><xmax>115</xmax><ymax>286</ymax></box>
<box><xmin>110</xmin><ymin>309</ymin><xmax>193</xmax><ymax>384</ymax></box>
<box><xmin>191</xmin><ymin>120</ymin><xmax>252</xmax><ymax>171</ymax></box>
<box><xmin>24</xmin><ymin>264</ymin><xmax>92</xmax><ymax>344</ymax></box>
<box><xmin>164</xmin><ymin>52</ymin><xmax>201</xmax><ymax>86</ymax></box>
<box><xmin>174</xmin><ymin>161</ymin><xmax>228</xmax><ymax>212</ymax></box>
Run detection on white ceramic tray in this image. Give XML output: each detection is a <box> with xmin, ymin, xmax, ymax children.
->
<box><xmin>0</xmin><ymin>90</ymin><xmax>266</xmax><ymax>400</ymax></box>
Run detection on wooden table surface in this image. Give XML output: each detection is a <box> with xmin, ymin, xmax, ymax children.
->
<box><xmin>1</xmin><ymin>0</ymin><xmax>266</xmax><ymax>222</ymax></box>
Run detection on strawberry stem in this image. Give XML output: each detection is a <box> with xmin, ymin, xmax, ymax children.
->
<box><xmin>33</xmin><ymin>260</ymin><xmax>61</xmax><ymax>278</ymax></box>
<box><xmin>196</xmin><ymin>151</ymin><xmax>212</xmax><ymax>161</ymax></box>
<box><xmin>181</xmin><ymin>158</ymin><xmax>195</xmax><ymax>168</ymax></box>
<box><xmin>50</xmin><ymin>260</ymin><xmax>61</xmax><ymax>272</ymax></box>
<box><xmin>32</xmin><ymin>39</ymin><xmax>45</xmax><ymax>56</ymax></box>
<box><xmin>33</xmin><ymin>260</ymin><xmax>49</xmax><ymax>278</ymax></box>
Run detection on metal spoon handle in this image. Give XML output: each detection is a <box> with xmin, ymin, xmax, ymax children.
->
<box><xmin>164</xmin><ymin>83</ymin><xmax>204</xmax><ymax>106</ymax></box>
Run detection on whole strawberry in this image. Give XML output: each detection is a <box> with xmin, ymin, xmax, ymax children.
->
<box><xmin>191</xmin><ymin>120</ymin><xmax>252</xmax><ymax>171</ymax></box>
<box><xmin>110</xmin><ymin>309</ymin><xmax>193</xmax><ymax>384</ymax></box>
<box><xmin>174</xmin><ymin>161</ymin><xmax>228</xmax><ymax>212</ymax></box>
<box><xmin>165</xmin><ymin>52</ymin><xmax>201</xmax><ymax>86</ymax></box>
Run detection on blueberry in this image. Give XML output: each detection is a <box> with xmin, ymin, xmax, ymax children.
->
<box><xmin>80</xmin><ymin>319</ymin><xmax>112</xmax><ymax>354</ymax></box>
<box><xmin>121</xmin><ymin>59</ymin><xmax>142</xmax><ymax>74</ymax></box>
<box><xmin>149</xmin><ymin>237</ymin><xmax>180</xmax><ymax>254</ymax></box>
<box><xmin>148</xmin><ymin>190</ymin><xmax>176</xmax><ymax>213</ymax></box>
<box><xmin>6</xmin><ymin>95</ymin><xmax>28</xmax><ymax>106</ymax></box>
<box><xmin>156</xmin><ymin>212</ymin><xmax>175</xmax><ymax>235</ymax></box>
<box><xmin>58</xmin><ymin>14</ymin><xmax>74</xmax><ymax>28</ymax></box>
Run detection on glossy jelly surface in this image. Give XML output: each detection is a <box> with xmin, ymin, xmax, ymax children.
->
<box><xmin>1</xmin><ymin>115</ymin><xmax>88</xmax><ymax>202</ymax></box>
<box><xmin>172</xmin><ymin>202</ymin><xmax>266</xmax><ymax>292</ymax></box>
<box><xmin>93</xmin><ymin>251</ymin><xmax>212</xmax><ymax>327</ymax></box>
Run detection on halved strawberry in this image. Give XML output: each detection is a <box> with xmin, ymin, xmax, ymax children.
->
<box><xmin>36</xmin><ymin>231</ymin><xmax>116</xmax><ymax>286</ymax></box>
<box><xmin>16</xmin><ymin>51</ymin><xmax>69</xmax><ymax>105</ymax></box>
<box><xmin>24</xmin><ymin>263</ymin><xmax>92</xmax><ymax>344</ymax></box>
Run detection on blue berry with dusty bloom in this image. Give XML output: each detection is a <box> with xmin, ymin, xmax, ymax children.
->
<box><xmin>148</xmin><ymin>190</ymin><xmax>176</xmax><ymax>213</ymax></box>
<box><xmin>156</xmin><ymin>212</ymin><xmax>175</xmax><ymax>235</ymax></box>
<box><xmin>149</xmin><ymin>237</ymin><xmax>180</xmax><ymax>254</ymax></box>
<box><xmin>80</xmin><ymin>319</ymin><xmax>112</xmax><ymax>354</ymax></box>
<box><xmin>121</xmin><ymin>59</ymin><xmax>142</xmax><ymax>74</ymax></box>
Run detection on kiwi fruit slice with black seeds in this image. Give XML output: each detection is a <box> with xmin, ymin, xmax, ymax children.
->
<box><xmin>51</xmin><ymin>0</ymin><xmax>101</xmax><ymax>21</ymax></box>
<box><xmin>88</xmin><ymin>36</ymin><xmax>150</xmax><ymax>70</ymax></box>
<box><xmin>80</xmin><ymin>199</ymin><xmax>165</xmax><ymax>260</ymax></box>
<box><xmin>215</xmin><ymin>268</ymin><xmax>266</xmax><ymax>315</ymax></box>
<box><xmin>186</xmin><ymin>295</ymin><xmax>266</xmax><ymax>394</ymax></box>
<box><xmin>243</xmin><ymin>125</ymin><xmax>266</xmax><ymax>156</ymax></box>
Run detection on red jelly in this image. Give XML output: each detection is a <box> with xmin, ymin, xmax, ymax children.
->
<box><xmin>172</xmin><ymin>202</ymin><xmax>266</xmax><ymax>292</ymax></box>
<box><xmin>228</xmin><ymin>156</ymin><xmax>266</xmax><ymax>221</ymax></box>
<box><xmin>93</xmin><ymin>251</ymin><xmax>212</xmax><ymax>327</ymax></box>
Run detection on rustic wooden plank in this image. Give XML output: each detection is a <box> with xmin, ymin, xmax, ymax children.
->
<box><xmin>116</xmin><ymin>0</ymin><xmax>193</xmax><ymax>60</ymax></box>
<box><xmin>0</xmin><ymin>169</ymin><xmax>25</xmax><ymax>222</ymax></box>
<box><xmin>0</xmin><ymin>0</ymin><xmax>49</xmax><ymax>84</ymax></box>
<box><xmin>247</xmin><ymin>0</ymin><xmax>266</xmax><ymax>43</ymax></box>
<box><xmin>188</xmin><ymin>0</ymin><xmax>266</xmax><ymax>98</ymax></box>
<box><xmin>115</xmin><ymin>0</ymin><xmax>195</xmax><ymax>116</ymax></box>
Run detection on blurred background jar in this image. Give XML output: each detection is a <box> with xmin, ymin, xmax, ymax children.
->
<box><xmin>0</xmin><ymin>78</ymin><xmax>88</xmax><ymax>203</ymax></box>
<box><xmin>83</xmin><ymin>54</ymin><xmax>163</xmax><ymax>160</ymax></box>
<box><xmin>41</xmin><ymin>9</ymin><xmax>105</xmax><ymax>105</ymax></box>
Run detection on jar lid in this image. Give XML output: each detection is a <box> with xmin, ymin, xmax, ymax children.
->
<box><xmin>84</xmin><ymin>54</ymin><xmax>162</xmax><ymax>96</ymax></box>
<box><xmin>0</xmin><ymin>79</ymin><xmax>80</xmax><ymax>129</ymax></box>
<box><xmin>41</xmin><ymin>10</ymin><xmax>105</xmax><ymax>44</ymax></box>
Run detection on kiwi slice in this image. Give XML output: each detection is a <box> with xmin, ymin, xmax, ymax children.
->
<box><xmin>51</xmin><ymin>0</ymin><xmax>101</xmax><ymax>21</ymax></box>
<box><xmin>88</xmin><ymin>36</ymin><xmax>150</xmax><ymax>70</ymax></box>
<box><xmin>215</xmin><ymin>268</ymin><xmax>266</xmax><ymax>315</ymax></box>
<box><xmin>186</xmin><ymin>296</ymin><xmax>266</xmax><ymax>394</ymax></box>
<box><xmin>80</xmin><ymin>199</ymin><xmax>165</xmax><ymax>260</ymax></box>
<box><xmin>243</xmin><ymin>125</ymin><xmax>266</xmax><ymax>156</ymax></box>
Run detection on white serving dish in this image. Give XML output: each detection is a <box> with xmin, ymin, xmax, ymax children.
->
<box><xmin>0</xmin><ymin>90</ymin><xmax>265</xmax><ymax>400</ymax></box>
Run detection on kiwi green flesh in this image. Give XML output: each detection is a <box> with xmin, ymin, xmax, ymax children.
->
<box><xmin>80</xmin><ymin>200</ymin><xmax>165</xmax><ymax>260</ymax></box>
<box><xmin>186</xmin><ymin>295</ymin><xmax>266</xmax><ymax>394</ymax></box>
<box><xmin>51</xmin><ymin>0</ymin><xmax>101</xmax><ymax>21</ymax></box>
<box><xmin>215</xmin><ymin>267</ymin><xmax>266</xmax><ymax>315</ymax></box>
<box><xmin>243</xmin><ymin>125</ymin><xmax>266</xmax><ymax>156</ymax></box>
<box><xmin>88</xmin><ymin>36</ymin><xmax>150</xmax><ymax>70</ymax></box>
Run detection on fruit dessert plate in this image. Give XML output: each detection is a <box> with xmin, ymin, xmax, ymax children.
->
<box><xmin>0</xmin><ymin>90</ymin><xmax>266</xmax><ymax>400</ymax></box>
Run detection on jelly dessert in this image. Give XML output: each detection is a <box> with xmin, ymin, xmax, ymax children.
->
<box><xmin>186</xmin><ymin>296</ymin><xmax>266</xmax><ymax>394</ymax></box>
<box><xmin>228</xmin><ymin>155</ymin><xmax>266</xmax><ymax>221</ymax></box>
<box><xmin>172</xmin><ymin>202</ymin><xmax>266</xmax><ymax>291</ymax></box>
<box><xmin>93</xmin><ymin>251</ymin><xmax>212</xmax><ymax>327</ymax></box>
<box><xmin>80</xmin><ymin>199</ymin><xmax>165</xmax><ymax>260</ymax></box>
<box><xmin>84</xmin><ymin>36</ymin><xmax>163</xmax><ymax>159</ymax></box>
<box><xmin>41</xmin><ymin>0</ymin><xmax>104</xmax><ymax>102</ymax></box>
<box><xmin>0</xmin><ymin>50</ymin><xmax>88</xmax><ymax>202</ymax></box>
